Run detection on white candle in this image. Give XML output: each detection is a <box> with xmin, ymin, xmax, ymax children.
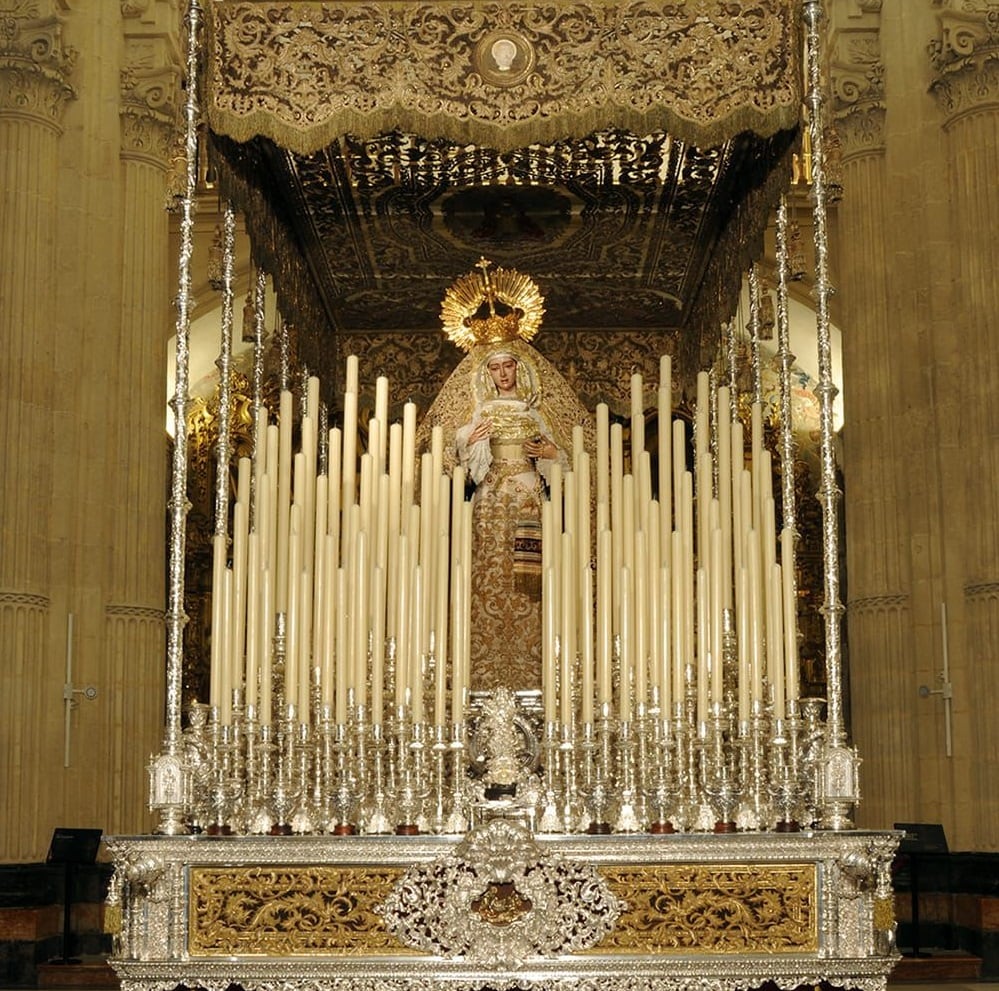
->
<box><xmin>321</xmin><ymin>537</ymin><xmax>336</xmax><ymax>708</ymax></box>
<box><xmin>374</xmin><ymin>375</ymin><xmax>389</xmax><ymax>476</ymax></box>
<box><xmin>451</xmin><ymin>562</ymin><xmax>465</xmax><ymax>725</ymax></box>
<box><xmin>395</xmin><ymin>536</ymin><xmax>410</xmax><ymax>710</ymax></box>
<box><xmin>747</xmin><ymin>537</ymin><xmax>763</xmax><ymax>704</ymax></box>
<box><xmin>327</xmin><ymin>427</ymin><xmax>342</xmax><ymax>566</ymax></box>
<box><xmin>770</xmin><ymin>562</ymin><xmax>785</xmax><ymax>719</ymax></box>
<box><xmin>634</xmin><ymin>540</ymin><xmax>647</xmax><ymax>708</ymax></box>
<box><xmin>342</xmin><ymin>388</ymin><xmax>358</xmax><ymax>511</ymax></box>
<box><xmin>696</xmin><ymin>567</ymin><xmax>708</xmax><ymax>726</ymax></box>
<box><xmin>335</xmin><ymin>566</ymin><xmax>348</xmax><ymax>723</ymax></box>
<box><xmin>411</xmin><ymin>564</ymin><xmax>424</xmax><ymax>725</ymax></box>
<box><xmin>231</xmin><ymin>500</ymin><xmax>249</xmax><ymax>699</ymax></box>
<box><xmin>737</xmin><ymin>564</ymin><xmax>750</xmax><ymax>724</ymax></box>
<box><xmin>244</xmin><ymin>532</ymin><xmax>260</xmax><ymax>709</ymax></box>
<box><xmin>259</xmin><ymin>567</ymin><xmax>273</xmax><ymax>725</ymax></box>
<box><xmin>619</xmin><ymin>568</ymin><xmax>632</xmax><ymax>723</ymax></box>
<box><xmin>597</xmin><ymin>529</ymin><xmax>613</xmax><ymax>705</ymax></box>
<box><xmin>371</xmin><ymin>568</ymin><xmax>385</xmax><ymax>726</ymax></box>
<box><xmin>630</xmin><ymin>372</ymin><xmax>644</xmax><ymax>471</ymax></box>
<box><xmin>658</xmin><ymin>388</ymin><xmax>672</xmax><ymax>558</ymax></box>
<box><xmin>717</xmin><ymin>385</ymin><xmax>733</xmax><ymax>609</ymax></box>
<box><xmin>219</xmin><ymin>568</ymin><xmax>233</xmax><ymax>725</ymax></box>
<box><xmin>560</xmin><ymin>532</ymin><xmax>575</xmax><ymax>730</ymax></box>
<box><xmin>781</xmin><ymin>527</ymin><xmax>800</xmax><ymax>705</ymax></box>
<box><xmin>543</xmin><ymin>566</ymin><xmax>557</xmax><ymax>725</ymax></box>
<box><xmin>297</xmin><ymin>566</ymin><xmax>311</xmax><ymax>722</ymax></box>
<box><xmin>209</xmin><ymin>534</ymin><xmax>226</xmax><ymax>712</ymax></box>
<box><xmin>434</xmin><ymin>531</ymin><xmax>449</xmax><ymax>727</ymax></box>
<box><xmin>354</xmin><ymin>531</ymin><xmax>369</xmax><ymax>711</ymax></box>
<box><xmin>710</xmin><ymin>527</ymin><xmax>723</xmax><ymax>705</ymax></box>
<box><xmin>596</xmin><ymin>403</ymin><xmax>610</xmax><ymax>509</ymax></box>
<box><xmin>401</xmin><ymin>401</ymin><xmax>417</xmax><ymax>522</ymax></box>
<box><xmin>285</xmin><ymin>506</ymin><xmax>301</xmax><ymax>714</ymax></box>
<box><xmin>276</xmin><ymin>390</ymin><xmax>293</xmax><ymax>612</ymax></box>
<box><xmin>581</xmin><ymin>566</ymin><xmax>595</xmax><ymax>727</ymax></box>
<box><xmin>671</xmin><ymin>531</ymin><xmax>684</xmax><ymax>708</ymax></box>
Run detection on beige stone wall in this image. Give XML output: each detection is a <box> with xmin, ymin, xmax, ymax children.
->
<box><xmin>0</xmin><ymin>2</ymin><xmax>179</xmax><ymax>863</ymax></box>
<box><xmin>832</xmin><ymin>0</ymin><xmax>999</xmax><ymax>850</ymax></box>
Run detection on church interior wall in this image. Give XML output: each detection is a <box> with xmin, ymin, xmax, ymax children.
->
<box><xmin>1</xmin><ymin>0</ymin><xmax>998</xmax><ymax>982</ymax></box>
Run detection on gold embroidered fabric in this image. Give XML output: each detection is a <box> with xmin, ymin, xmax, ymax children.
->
<box><xmin>206</xmin><ymin>0</ymin><xmax>801</xmax><ymax>153</ymax></box>
<box><xmin>419</xmin><ymin>340</ymin><xmax>594</xmax><ymax>692</ymax></box>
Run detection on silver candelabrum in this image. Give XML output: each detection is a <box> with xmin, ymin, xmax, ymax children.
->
<box><xmin>161</xmin><ymin>670</ymin><xmax>842</xmax><ymax>836</ymax></box>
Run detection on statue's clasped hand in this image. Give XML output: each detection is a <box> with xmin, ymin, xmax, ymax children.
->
<box><xmin>524</xmin><ymin>435</ymin><xmax>555</xmax><ymax>460</ymax></box>
<box><xmin>469</xmin><ymin>419</ymin><xmax>492</xmax><ymax>444</ymax></box>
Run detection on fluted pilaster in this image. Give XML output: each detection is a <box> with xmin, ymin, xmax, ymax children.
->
<box><xmin>91</xmin><ymin>0</ymin><xmax>182</xmax><ymax>837</ymax></box>
<box><xmin>0</xmin><ymin>4</ymin><xmax>75</xmax><ymax>861</ymax></box>
<box><xmin>930</xmin><ymin>0</ymin><xmax>999</xmax><ymax>849</ymax></box>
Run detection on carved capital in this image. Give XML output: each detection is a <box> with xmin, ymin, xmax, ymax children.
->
<box><xmin>829</xmin><ymin>19</ymin><xmax>886</xmax><ymax>159</ymax></box>
<box><xmin>120</xmin><ymin>0</ymin><xmax>182</xmax><ymax>165</ymax></box>
<box><xmin>929</xmin><ymin>1</ymin><xmax>999</xmax><ymax>125</ymax></box>
<box><xmin>0</xmin><ymin>3</ymin><xmax>76</xmax><ymax>128</ymax></box>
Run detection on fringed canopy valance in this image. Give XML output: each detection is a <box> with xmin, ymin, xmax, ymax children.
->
<box><xmin>206</xmin><ymin>0</ymin><xmax>801</xmax><ymax>154</ymax></box>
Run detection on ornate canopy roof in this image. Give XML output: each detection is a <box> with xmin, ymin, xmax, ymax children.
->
<box><xmin>204</xmin><ymin>0</ymin><xmax>802</xmax><ymax>382</ymax></box>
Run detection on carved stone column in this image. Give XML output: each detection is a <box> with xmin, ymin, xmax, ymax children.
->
<box><xmin>827</xmin><ymin>0</ymin><xmax>916</xmax><ymax>834</ymax></box>
<box><xmin>0</xmin><ymin>4</ymin><xmax>76</xmax><ymax>861</ymax></box>
<box><xmin>929</xmin><ymin>0</ymin><xmax>999</xmax><ymax>850</ymax></box>
<box><xmin>99</xmin><ymin>0</ymin><xmax>182</xmax><ymax>835</ymax></box>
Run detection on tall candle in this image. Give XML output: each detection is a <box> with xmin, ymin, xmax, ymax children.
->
<box><xmin>543</xmin><ymin>566</ymin><xmax>557</xmax><ymax>725</ymax></box>
<box><xmin>581</xmin><ymin>566</ymin><xmax>595</xmax><ymax>726</ymax></box>
<box><xmin>736</xmin><ymin>564</ymin><xmax>750</xmax><ymax>724</ymax></box>
<box><xmin>401</xmin><ymin>401</ymin><xmax>417</xmax><ymax>521</ymax></box>
<box><xmin>717</xmin><ymin>385</ymin><xmax>733</xmax><ymax>609</ymax></box>
<box><xmin>619</xmin><ymin>568</ymin><xmax>632</xmax><ymax>723</ymax></box>
<box><xmin>285</xmin><ymin>506</ymin><xmax>301</xmax><ymax>714</ymax></box>
<box><xmin>597</xmin><ymin>529</ymin><xmax>612</xmax><ymax>705</ymax></box>
<box><xmin>596</xmin><ymin>403</ymin><xmax>610</xmax><ymax>509</ymax></box>
<box><xmin>560</xmin><ymin>532</ymin><xmax>575</xmax><ymax>730</ymax></box>
<box><xmin>276</xmin><ymin>390</ymin><xmax>293</xmax><ymax>612</ymax></box>
<box><xmin>245</xmin><ymin>532</ymin><xmax>260</xmax><ymax>709</ymax></box>
<box><xmin>297</xmin><ymin>566</ymin><xmax>311</xmax><ymax>721</ymax></box>
<box><xmin>334</xmin><ymin>567</ymin><xmax>348</xmax><ymax>722</ymax></box>
<box><xmin>696</xmin><ymin>567</ymin><xmax>708</xmax><ymax>726</ymax></box>
<box><xmin>327</xmin><ymin>427</ymin><xmax>342</xmax><ymax>567</ymax></box>
<box><xmin>342</xmin><ymin>388</ymin><xmax>358</xmax><ymax>511</ymax></box>
<box><xmin>219</xmin><ymin>569</ymin><xmax>233</xmax><ymax>725</ymax></box>
<box><xmin>710</xmin><ymin>527</ymin><xmax>723</xmax><ymax>705</ymax></box>
<box><xmin>374</xmin><ymin>375</ymin><xmax>389</xmax><ymax>475</ymax></box>
<box><xmin>770</xmin><ymin>562</ymin><xmax>785</xmax><ymax>719</ymax></box>
<box><xmin>395</xmin><ymin>536</ymin><xmax>410</xmax><ymax>710</ymax></box>
<box><xmin>747</xmin><ymin>537</ymin><xmax>763</xmax><ymax>704</ymax></box>
<box><xmin>781</xmin><ymin>527</ymin><xmax>800</xmax><ymax>705</ymax></box>
<box><xmin>371</xmin><ymin>568</ymin><xmax>385</xmax><ymax>725</ymax></box>
<box><xmin>658</xmin><ymin>356</ymin><xmax>672</xmax><ymax>543</ymax></box>
<box><xmin>231</xmin><ymin>500</ymin><xmax>249</xmax><ymax>699</ymax></box>
<box><xmin>434</xmin><ymin>532</ymin><xmax>449</xmax><ymax>727</ymax></box>
<box><xmin>451</xmin><ymin>562</ymin><xmax>465</xmax><ymax>725</ymax></box>
<box><xmin>259</xmin><ymin>567</ymin><xmax>273</xmax><ymax>725</ymax></box>
<box><xmin>411</xmin><ymin>564</ymin><xmax>424</xmax><ymax>725</ymax></box>
<box><xmin>354</xmin><ymin>531</ymin><xmax>369</xmax><ymax>711</ymax></box>
<box><xmin>670</xmin><ymin>531</ymin><xmax>684</xmax><ymax>708</ymax></box>
<box><xmin>634</xmin><ymin>540</ymin><xmax>647</xmax><ymax>708</ymax></box>
<box><xmin>321</xmin><ymin>537</ymin><xmax>336</xmax><ymax>708</ymax></box>
<box><xmin>630</xmin><ymin>372</ymin><xmax>644</xmax><ymax>472</ymax></box>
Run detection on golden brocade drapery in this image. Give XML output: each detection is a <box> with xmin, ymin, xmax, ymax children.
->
<box><xmin>205</xmin><ymin>0</ymin><xmax>802</xmax><ymax>153</ymax></box>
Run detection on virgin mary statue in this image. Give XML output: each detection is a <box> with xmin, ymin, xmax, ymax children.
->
<box><xmin>419</xmin><ymin>260</ymin><xmax>593</xmax><ymax>693</ymax></box>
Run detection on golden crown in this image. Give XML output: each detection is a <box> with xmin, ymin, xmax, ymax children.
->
<box><xmin>440</xmin><ymin>258</ymin><xmax>545</xmax><ymax>352</ymax></box>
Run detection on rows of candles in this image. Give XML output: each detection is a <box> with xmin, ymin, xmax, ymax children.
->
<box><xmin>192</xmin><ymin>351</ymin><xmax>816</xmax><ymax>834</ymax></box>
